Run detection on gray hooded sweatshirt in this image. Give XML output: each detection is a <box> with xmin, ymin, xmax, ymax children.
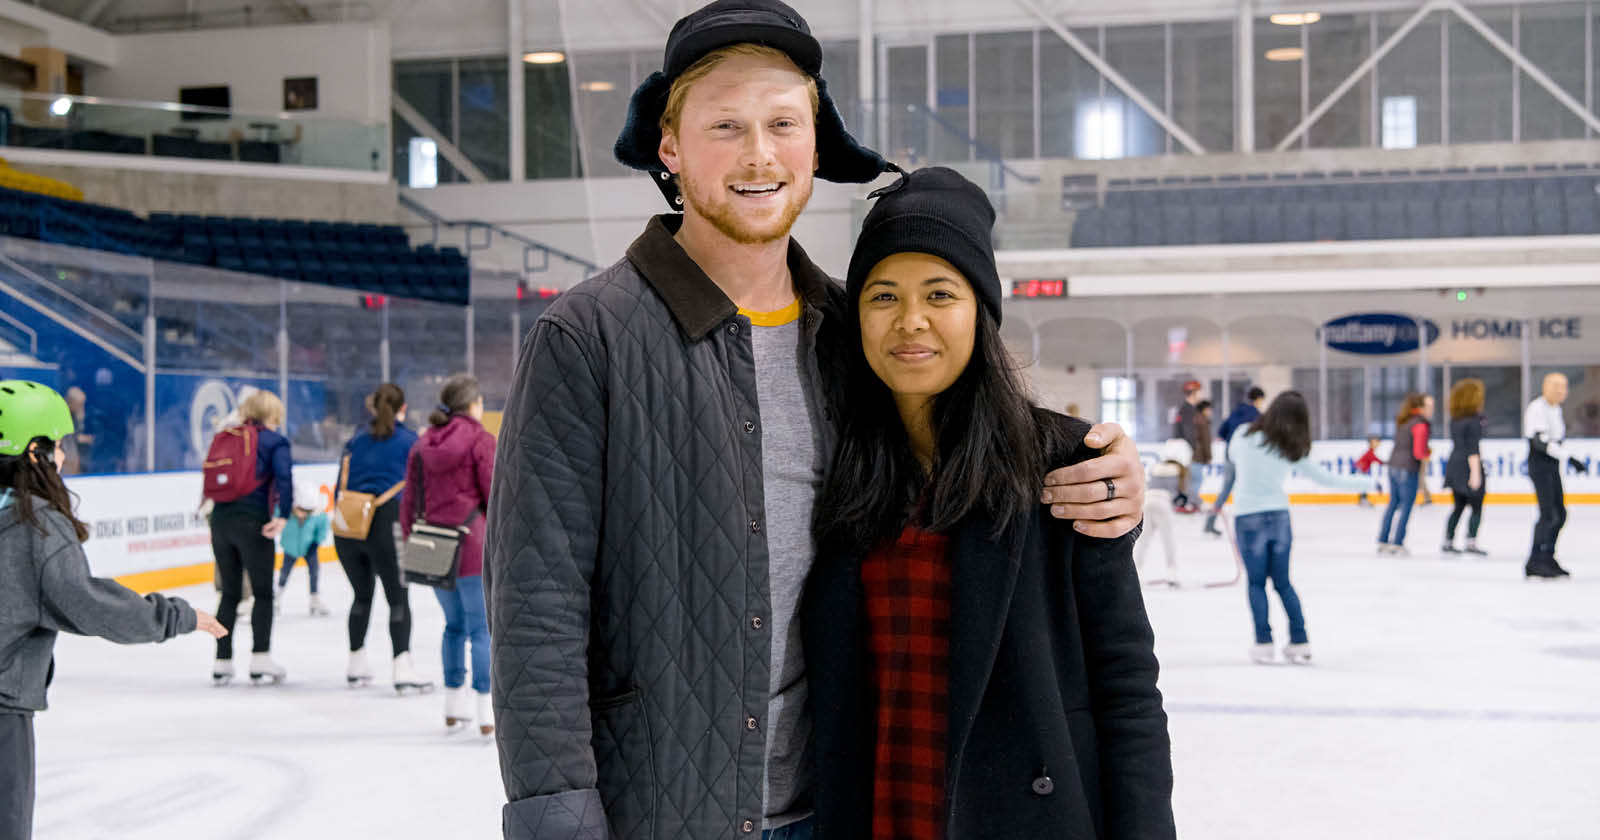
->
<box><xmin>0</xmin><ymin>492</ymin><xmax>197</xmax><ymax>715</ymax></box>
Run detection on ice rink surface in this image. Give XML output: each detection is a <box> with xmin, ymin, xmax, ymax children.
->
<box><xmin>34</xmin><ymin>502</ymin><xmax>1600</xmax><ymax>839</ymax></box>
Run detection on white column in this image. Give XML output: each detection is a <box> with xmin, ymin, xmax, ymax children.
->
<box><xmin>1237</xmin><ymin>0</ymin><xmax>1255</xmax><ymax>152</ymax></box>
<box><xmin>1318</xmin><ymin>327</ymin><xmax>1328</xmax><ymax>440</ymax></box>
<box><xmin>1220</xmin><ymin>323</ymin><xmax>1231</xmax><ymax>410</ymax></box>
<box><xmin>381</xmin><ymin>302</ymin><xmax>391</xmax><ymax>383</ymax></box>
<box><xmin>144</xmin><ymin>276</ymin><xmax>156</xmax><ymax>472</ymax></box>
<box><xmin>1521</xmin><ymin>318</ymin><xmax>1532</xmax><ymax>410</ymax></box>
<box><xmin>277</xmin><ymin>281</ymin><xmax>288</xmax><ymax>421</ymax></box>
<box><xmin>1416</xmin><ymin>314</ymin><xmax>1429</xmax><ymax>394</ymax></box>
<box><xmin>466</xmin><ymin>303</ymin><xmax>477</xmax><ymax>375</ymax></box>
<box><xmin>859</xmin><ymin>0</ymin><xmax>875</xmax><ymax>148</ymax></box>
<box><xmin>508</xmin><ymin>0</ymin><xmax>526</xmax><ymax>182</ymax></box>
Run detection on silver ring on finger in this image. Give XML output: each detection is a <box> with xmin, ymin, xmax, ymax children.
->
<box><xmin>1103</xmin><ymin>477</ymin><xmax>1116</xmax><ymax>502</ymax></box>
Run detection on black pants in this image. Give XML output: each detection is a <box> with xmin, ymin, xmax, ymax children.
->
<box><xmin>334</xmin><ymin>498</ymin><xmax>410</xmax><ymax>655</ymax></box>
<box><xmin>1529</xmin><ymin>456</ymin><xmax>1567</xmax><ymax>557</ymax></box>
<box><xmin>1445</xmin><ymin>489</ymin><xmax>1484</xmax><ymax>541</ymax></box>
<box><xmin>211</xmin><ymin>502</ymin><xmax>276</xmax><ymax>658</ymax></box>
<box><xmin>0</xmin><ymin>713</ymin><xmax>33</xmax><ymax>840</ymax></box>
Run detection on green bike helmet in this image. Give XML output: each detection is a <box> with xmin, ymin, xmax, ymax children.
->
<box><xmin>0</xmin><ymin>380</ymin><xmax>75</xmax><ymax>457</ymax></box>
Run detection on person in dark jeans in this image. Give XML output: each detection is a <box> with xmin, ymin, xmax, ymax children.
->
<box><xmin>209</xmin><ymin>390</ymin><xmax>292</xmax><ymax>685</ymax></box>
<box><xmin>1377</xmin><ymin>392</ymin><xmax>1432</xmax><ymax>556</ymax></box>
<box><xmin>1228</xmin><ymin>391</ymin><xmax>1372</xmax><ymax>665</ymax></box>
<box><xmin>1524</xmin><ymin>373</ymin><xmax>1589</xmax><ymax>578</ymax></box>
<box><xmin>1204</xmin><ymin>386</ymin><xmax>1265</xmax><ymax>536</ymax></box>
<box><xmin>334</xmin><ymin>383</ymin><xmax>426</xmax><ymax>691</ymax></box>
<box><xmin>1442</xmin><ymin>379</ymin><xmax>1488</xmax><ymax>557</ymax></box>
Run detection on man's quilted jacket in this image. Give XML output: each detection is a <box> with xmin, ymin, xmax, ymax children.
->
<box><xmin>484</xmin><ymin>215</ymin><xmax>847</xmax><ymax>839</ymax></box>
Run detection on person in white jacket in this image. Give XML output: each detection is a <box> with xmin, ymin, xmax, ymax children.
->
<box><xmin>1523</xmin><ymin>373</ymin><xmax>1589</xmax><ymax>579</ymax></box>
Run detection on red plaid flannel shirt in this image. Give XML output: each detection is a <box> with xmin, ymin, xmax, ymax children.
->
<box><xmin>862</xmin><ymin>525</ymin><xmax>952</xmax><ymax>840</ymax></box>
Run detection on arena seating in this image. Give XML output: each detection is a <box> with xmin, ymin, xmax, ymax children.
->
<box><xmin>1071</xmin><ymin>163</ymin><xmax>1600</xmax><ymax>248</ymax></box>
<box><xmin>0</xmin><ymin>185</ymin><xmax>468</xmax><ymax>305</ymax></box>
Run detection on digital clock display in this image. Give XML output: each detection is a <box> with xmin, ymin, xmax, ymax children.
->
<box><xmin>1011</xmin><ymin>279</ymin><xmax>1066</xmax><ymax>298</ymax></box>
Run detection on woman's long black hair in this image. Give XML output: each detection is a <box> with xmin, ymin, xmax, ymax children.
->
<box><xmin>0</xmin><ymin>436</ymin><xmax>89</xmax><ymax>542</ymax></box>
<box><xmin>813</xmin><ymin>303</ymin><xmax>1047</xmax><ymax>556</ymax></box>
<box><xmin>1244</xmin><ymin>390</ymin><xmax>1313</xmax><ymax>462</ymax></box>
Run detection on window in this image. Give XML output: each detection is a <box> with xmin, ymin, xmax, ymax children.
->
<box><xmin>1306</xmin><ymin>13</ymin><xmax>1373</xmax><ymax>148</ymax></box>
<box><xmin>1381</xmin><ymin>95</ymin><xmax>1417</xmax><ymax>148</ymax></box>
<box><xmin>1376</xmin><ymin>10</ymin><xmax>1443</xmax><ymax>147</ymax></box>
<box><xmin>934</xmin><ymin>34</ymin><xmax>972</xmax><ymax>161</ymax></box>
<box><xmin>1037</xmin><ymin>28</ymin><xmax>1098</xmax><ymax>158</ymax></box>
<box><xmin>974</xmin><ymin>31</ymin><xmax>1035</xmax><ymax>159</ymax></box>
<box><xmin>1170</xmin><ymin>21</ymin><xmax>1234</xmax><ymax>152</ymax></box>
<box><xmin>458</xmin><ymin>57</ymin><xmax>510</xmax><ymax>181</ymax></box>
<box><xmin>1518</xmin><ymin>2</ymin><xmax>1590</xmax><ymax>141</ymax></box>
<box><xmin>1102</xmin><ymin>376</ymin><xmax>1138</xmax><ymax>440</ymax></box>
<box><xmin>1448</xmin><ymin>7</ymin><xmax>1514</xmax><ymax>143</ymax></box>
<box><xmin>408</xmin><ymin>137</ymin><xmax>438</xmax><ymax>188</ymax></box>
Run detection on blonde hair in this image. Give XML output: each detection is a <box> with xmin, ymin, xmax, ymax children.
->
<box><xmin>239</xmin><ymin>390</ymin><xmax>285</xmax><ymax>430</ymax></box>
<box><xmin>659</xmin><ymin>44</ymin><xmax>820</xmax><ymax>135</ymax></box>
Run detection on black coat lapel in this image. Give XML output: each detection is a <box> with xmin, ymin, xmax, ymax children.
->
<box><xmin>946</xmin><ymin>514</ymin><xmax>1028</xmax><ymax>768</ymax></box>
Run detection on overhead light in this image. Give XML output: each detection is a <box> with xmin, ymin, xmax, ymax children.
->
<box><xmin>523</xmin><ymin>51</ymin><xmax>566</xmax><ymax>65</ymax></box>
<box><xmin>49</xmin><ymin>96</ymin><xmax>72</xmax><ymax>117</ymax></box>
<box><xmin>1265</xmin><ymin>47</ymin><xmax>1305</xmax><ymax>62</ymax></box>
<box><xmin>578</xmin><ymin>80</ymin><xmax>616</xmax><ymax>92</ymax></box>
<box><xmin>1270</xmin><ymin>12</ymin><xmax>1322</xmax><ymax>25</ymax></box>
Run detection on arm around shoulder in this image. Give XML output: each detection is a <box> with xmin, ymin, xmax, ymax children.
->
<box><xmin>486</xmin><ymin>316</ymin><xmax>613</xmax><ymax>837</ymax></box>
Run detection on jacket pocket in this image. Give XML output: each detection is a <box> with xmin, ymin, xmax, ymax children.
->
<box><xmin>591</xmin><ymin>689</ymin><xmax>656</xmax><ymax>838</ymax></box>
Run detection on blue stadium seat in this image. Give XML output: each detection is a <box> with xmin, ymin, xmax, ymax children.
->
<box><xmin>1134</xmin><ymin>208</ymin><xmax>1163</xmax><ymax>245</ymax></box>
<box><xmin>1070</xmin><ymin>209</ymin><xmax>1103</xmax><ymax>248</ymax></box>
<box><xmin>1523</xmin><ymin>194</ymin><xmax>1561</xmax><ymax>235</ymax></box>
<box><xmin>1222</xmin><ymin>204</ymin><xmax>1252</xmax><ymax>243</ymax></box>
<box><xmin>1102</xmin><ymin>209</ymin><xmax>1133</xmax><ymax>247</ymax></box>
<box><xmin>1217</xmin><ymin>174</ymin><xmax>1246</xmax><ymax>204</ymax></box>
<box><xmin>1312</xmin><ymin>202</ymin><xmax>1343</xmax><ymax>240</ymax></box>
<box><xmin>1468</xmin><ymin>198</ymin><xmax>1501</xmax><ymax>236</ymax></box>
<box><xmin>1282</xmin><ymin>202</ymin><xmax>1313</xmax><ymax>242</ymax></box>
<box><xmin>1251</xmin><ymin>203</ymin><xmax>1283</xmax><ymax>243</ymax></box>
<box><xmin>1162</xmin><ymin>205</ymin><xmax>1194</xmax><ymax>245</ymax></box>
<box><xmin>1375</xmin><ymin>201</ymin><xmax>1405</xmax><ymax>238</ymax></box>
<box><xmin>1192</xmin><ymin>206</ymin><xmax>1222</xmax><ymax>243</ymax></box>
<box><xmin>1133</xmin><ymin>189</ymin><xmax>1163</xmax><ymax>213</ymax></box>
<box><xmin>1437</xmin><ymin>199</ymin><xmax>1468</xmax><ymax>237</ymax></box>
<box><xmin>1344</xmin><ymin>201</ymin><xmax>1376</xmax><ymax>240</ymax></box>
<box><xmin>1566</xmin><ymin>195</ymin><xmax>1599</xmax><ymax>234</ymax></box>
<box><xmin>1470</xmin><ymin>179</ymin><xmax>1500</xmax><ymax>200</ymax></box>
<box><xmin>1328</xmin><ymin>170</ymin><xmax>1358</xmax><ymax>202</ymax></box>
<box><xmin>1500</xmin><ymin>196</ymin><xmax>1533</xmax><ymax>236</ymax></box>
<box><xmin>1297</xmin><ymin>172</ymin><xmax>1328</xmax><ymax>203</ymax></box>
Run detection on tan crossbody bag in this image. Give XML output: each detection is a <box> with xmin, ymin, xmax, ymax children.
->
<box><xmin>330</xmin><ymin>454</ymin><xmax>406</xmax><ymax>541</ymax></box>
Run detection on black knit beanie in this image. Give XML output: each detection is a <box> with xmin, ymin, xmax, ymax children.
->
<box><xmin>846</xmin><ymin>166</ymin><xmax>1003</xmax><ymax>325</ymax></box>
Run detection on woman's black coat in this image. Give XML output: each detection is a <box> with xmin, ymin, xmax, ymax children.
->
<box><xmin>801</xmin><ymin>413</ymin><xmax>1175</xmax><ymax>839</ymax></box>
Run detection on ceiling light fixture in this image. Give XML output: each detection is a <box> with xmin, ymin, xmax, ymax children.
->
<box><xmin>579</xmin><ymin>80</ymin><xmax>616</xmax><ymax>92</ymax></box>
<box><xmin>1270</xmin><ymin>12</ymin><xmax>1322</xmax><ymax>25</ymax></box>
<box><xmin>1265</xmin><ymin>47</ymin><xmax>1306</xmax><ymax>61</ymax></box>
<box><xmin>523</xmin><ymin>51</ymin><xmax>566</xmax><ymax>65</ymax></box>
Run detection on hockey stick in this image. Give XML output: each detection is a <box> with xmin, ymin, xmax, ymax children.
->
<box><xmin>1206</xmin><ymin>512</ymin><xmax>1245</xmax><ymax>589</ymax></box>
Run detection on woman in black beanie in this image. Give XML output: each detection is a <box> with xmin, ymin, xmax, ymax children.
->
<box><xmin>801</xmin><ymin>167</ymin><xmax>1175</xmax><ymax>839</ymax></box>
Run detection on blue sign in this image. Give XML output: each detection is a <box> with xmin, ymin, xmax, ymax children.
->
<box><xmin>1322</xmin><ymin>313</ymin><xmax>1441</xmax><ymax>355</ymax></box>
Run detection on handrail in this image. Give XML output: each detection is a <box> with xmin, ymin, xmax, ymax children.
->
<box><xmin>871</xmin><ymin>99</ymin><xmax>1041</xmax><ymax>185</ymax></box>
<box><xmin>397</xmin><ymin>191</ymin><xmax>599</xmax><ymax>275</ymax></box>
<box><xmin>0</xmin><ymin>249</ymin><xmax>145</xmax><ymax>345</ymax></box>
<box><xmin>2</xmin><ymin>90</ymin><xmax>374</xmax><ymax>126</ymax></box>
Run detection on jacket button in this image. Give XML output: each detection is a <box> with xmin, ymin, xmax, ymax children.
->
<box><xmin>750</xmin><ymin>519</ymin><xmax>761</xmax><ymax>534</ymax></box>
<box><xmin>743</xmin><ymin>421</ymin><xmax>755</xmax><ymax>434</ymax></box>
<box><xmin>1032</xmin><ymin>775</ymin><xmax>1055</xmax><ymax>796</ymax></box>
<box><xmin>751</xmin><ymin>616</ymin><xmax>763</xmax><ymax>629</ymax></box>
<box><xmin>726</xmin><ymin>323</ymin><xmax>739</xmax><ymax>335</ymax></box>
<box><xmin>741</xmin><ymin>820</ymin><xmax>755</xmax><ymax>833</ymax></box>
<box><xmin>746</xmin><ymin>716</ymin><xmax>759</xmax><ymax>730</ymax></box>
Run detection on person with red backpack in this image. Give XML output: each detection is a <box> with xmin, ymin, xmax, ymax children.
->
<box><xmin>202</xmin><ymin>389</ymin><xmax>293</xmax><ymax>685</ymax></box>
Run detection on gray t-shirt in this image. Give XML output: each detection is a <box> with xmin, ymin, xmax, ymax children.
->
<box><xmin>746</xmin><ymin>306</ymin><xmax>819</xmax><ymax>829</ymax></box>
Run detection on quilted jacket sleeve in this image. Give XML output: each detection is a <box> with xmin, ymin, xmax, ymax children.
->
<box><xmin>485</xmin><ymin>316</ymin><xmax>611</xmax><ymax>840</ymax></box>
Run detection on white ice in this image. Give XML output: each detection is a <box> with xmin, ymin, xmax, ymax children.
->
<box><xmin>35</xmin><ymin>502</ymin><xmax>1600</xmax><ymax>839</ymax></box>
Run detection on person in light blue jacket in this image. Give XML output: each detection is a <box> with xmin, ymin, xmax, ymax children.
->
<box><xmin>275</xmin><ymin>479</ymin><xmax>331</xmax><ymax>617</ymax></box>
<box><xmin>1228</xmin><ymin>390</ymin><xmax>1371</xmax><ymax>667</ymax></box>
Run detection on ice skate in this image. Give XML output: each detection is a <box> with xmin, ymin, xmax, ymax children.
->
<box><xmin>1388</xmin><ymin>544</ymin><xmax>1411</xmax><ymax>557</ymax></box>
<box><xmin>308</xmin><ymin>594</ymin><xmax>330</xmax><ymax>617</ymax></box>
<box><xmin>393</xmin><ymin>652</ymin><xmax>434</xmax><ymax>695</ymax></box>
<box><xmin>212</xmin><ymin>658</ymin><xmax>235</xmax><ymax>686</ymax></box>
<box><xmin>248</xmin><ymin>653</ymin><xmax>286</xmax><ymax>685</ymax></box>
<box><xmin>346</xmin><ymin>648</ymin><xmax>373</xmax><ymax>687</ymax></box>
<box><xmin>1249</xmin><ymin>643</ymin><xmax>1275</xmax><ymax>665</ymax></box>
<box><xmin>476</xmin><ymin>692</ymin><xmax>495</xmax><ymax>737</ymax></box>
<box><xmin>1525</xmin><ymin>553</ymin><xmax>1568</xmax><ymax>580</ymax></box>
<box><xmin>444</xmin><ymin>686</ymin><xmax>472</xmax><ymax>732</ymax></box>
<box><xmin>1202</xmin><ymin>515</ymin><xmax>1223</xmax><ymax>537</ymax></box>
<box><xmin>1376</xmin><ymin>543</ymin><xmax>1393</xmax><ymax>556</ymax></box>
<box><xmin>1283</xmin><ymin>643</ymin><xmax>1313</xmax><ymax>665</ymax></box>
<box><xmin>1462</xmin><ymin>540</ymin><xmax>1488</xmax><ymax>557</ymax></box>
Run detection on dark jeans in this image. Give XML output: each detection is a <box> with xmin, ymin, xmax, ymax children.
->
<box><xmin>1235</xmin><ymin>510</ymin><xmax>1307</xmax><ymax>645</ymax></box>
<box><xmin>1529</xmin><ymin>456</ymin><xmax>1567</xmax><ymax>557</ymax></box>
<box><xmin>1378</xmin><ymin>469</ymin><xmax>1420</xmax><ymax>546</ymax></box>
<box><xmin>762</xmin><ymin>816</ymin><xmax>814</xmax><ymax>840</ymax></box>
<box><xmin>277</xmin><ymin>552</ymin><xmax>320</xmax><ymax>593</ymax></box>
<box><xmin>434</xmin><ymin>574</ymin><xmax>490</xmax><ymax>693</ymax></box>
<box><xmin>0</xmin><ymin>713</ymin><xmax>33</xmax><ymax>840</ymax></box>
<box><xmin>211</xmin><ymin>502</ymin><xmax>276</xmax><ymax>658</ymax></box>
<box><xmin>1445</xmin><ymin>489</ymin><xmax>1484</xmax><ymax>541</ymax></box>
<box><xmin>334</xmin><ymin>498</ymin><xmax>409</xmax><ymax>655</ymax></box>
<box><xmin>1209</xmin><ymin>461</ymin><xmax>1237</xmax><ymax>515</ymax></box>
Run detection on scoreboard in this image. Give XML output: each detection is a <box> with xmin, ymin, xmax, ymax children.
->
<box><xmin>1010</xmin><ymin>279</ymin><xmax>1067</xmax><ymax>298</ymax></box>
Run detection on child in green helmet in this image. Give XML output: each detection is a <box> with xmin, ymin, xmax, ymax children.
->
<box><xmin>0</xmin><ymin>380</ymin><xmax>226</xmax><ymax>840</ymax></box>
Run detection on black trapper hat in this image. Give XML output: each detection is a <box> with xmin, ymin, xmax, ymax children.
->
<box><xmin>614</xmin><ymin>0</ymin><xmax>892</xmax><ymax>208</ymax></box>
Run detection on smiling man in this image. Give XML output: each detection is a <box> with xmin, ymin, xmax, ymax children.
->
<box><xmin>483</xmin><ymin>2</ymin><xmax>1148</xmax><ymax>838</ymax></box>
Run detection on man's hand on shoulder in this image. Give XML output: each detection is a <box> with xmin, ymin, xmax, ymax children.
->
<box><xmin>1041</xmin><ymin>422</ymin><xmax>1146</xmax><ymax>539</ymax></box>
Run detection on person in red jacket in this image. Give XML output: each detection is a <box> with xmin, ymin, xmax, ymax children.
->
<box><xmin>1354</xmin><ymin>436</ymin><xmax>1384</xmax><ymax>507</ymax></box>
<box><xmin>401</xmin><ymin>374</ymin><xmax>496</xmax><ymax>734</ymax></box>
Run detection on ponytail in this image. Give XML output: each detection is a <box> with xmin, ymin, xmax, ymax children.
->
<box><xmin>0</xmin><ymin>437</ymin><xmax>89</xmax><ymax>542</ymax></box>
<box><xmin>369</xmin><ymin>383</ymin><xmax>406</xmax><ymax>440</ymax></box>
<box><xmin>429</xmin><ymin>373</ymin><xmax>481</xmax><ymax>428</ymax></box>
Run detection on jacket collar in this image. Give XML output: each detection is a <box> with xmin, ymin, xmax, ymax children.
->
<box><xmin>945</xmin><ymin>513</ymin><xmax>1029</xmax><ymax>771</ymax></box>
<box><xmin>624</xmin><ymin>214</ymin><xmax>839</xmax><ymax>341</ymax></box>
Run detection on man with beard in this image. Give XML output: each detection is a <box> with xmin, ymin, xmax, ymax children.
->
<box><xmin>483</xmin><ymin>3</ymin><xmax>1149</xmax><ymax>837</ymax></box>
